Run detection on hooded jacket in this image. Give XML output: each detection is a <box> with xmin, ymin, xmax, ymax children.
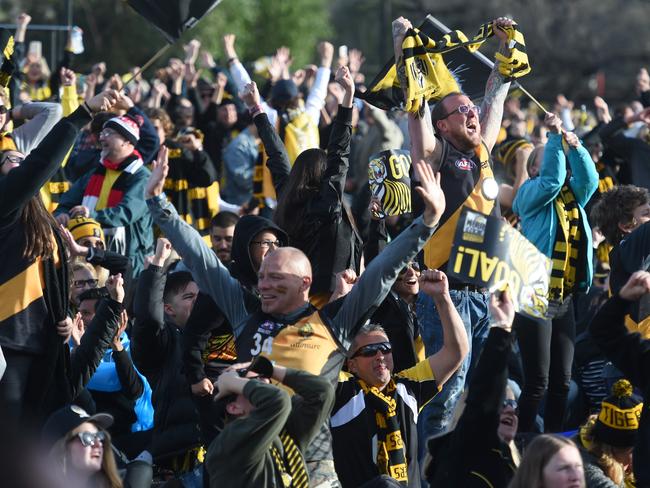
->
<box><xmin>229</xmin><ymin>214</ymin><xmax>288</xmax><ymax>289</ymax></box>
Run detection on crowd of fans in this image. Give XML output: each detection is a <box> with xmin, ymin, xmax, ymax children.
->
<box><xmin>1</xmin><ymin>10</ymin><xmax>650</xmax><ymax>488</ymax></box>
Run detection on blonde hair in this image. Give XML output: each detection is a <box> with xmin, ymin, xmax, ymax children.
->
<box><xmin>580</xmin><ymin>415</ymin><xmax>626</xmax><ymax>485</ymax></box>
<box><xmin>49</xmin><ymin>424</ymin><xmax>122</xmax><ymax>488</ymax></box>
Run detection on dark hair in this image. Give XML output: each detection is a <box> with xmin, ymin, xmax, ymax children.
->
<box><xmin>21</xmin><ymin>194</ymin><xmax>62</xmax><ymax>261</ymax></box>
<box><xmin>274</xmin><ymin>148</ymin><xmax>327</xmax><ymax>237</ymax></box>
<box><xmin>144</xmin><ymin>107</ymin><xmax>174</xmax><ymax>138</ymax></box>
<box><xmin>163</xmin><ymin>271</ymin><xmax>194</xmax><ymax>304</ymax></box>
<box><xmin>211</xmin><ymin>211</ymin><xmax>239</xmax><ymax>229</ymax></box>
<box><xmin>78</xmin><ymin>287</ymin><xmax>110</xmax><ymax>310</ymax></box>
<box><xmin>507</xmin><ymin>434</ymin><xmax>580</xmax><ymax>488</ymax></box>
<box><xmin>430</xmin><ymin>91</ymin><xmax>466</xmax><ymax>129</ymax></box>
<box><xmin>591</xmin><ymin>185</ymin><xmax>650</xmax><ymax>245</ymax></box>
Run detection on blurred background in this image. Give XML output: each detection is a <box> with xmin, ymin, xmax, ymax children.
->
<box><xmin>0</xmin><ymin>0</ymin><xmax>647</xmax><ymax>105</ymax></box>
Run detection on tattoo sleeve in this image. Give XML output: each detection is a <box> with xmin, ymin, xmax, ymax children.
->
<box><xmin>480</xmin><ymin>44</ymin><xmax>511</xmax><ymax>151</ymax></box>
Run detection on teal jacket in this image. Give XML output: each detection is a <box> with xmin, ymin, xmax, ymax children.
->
<box><xmin>513</xmin><ymin>133</ymin><xmax>598</xmax><ymax>291</ymax></box>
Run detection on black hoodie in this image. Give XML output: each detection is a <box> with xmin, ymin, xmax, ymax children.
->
<box><xmin>229</xmin><ymin>215</ymin><xmax>288</xmax><ymax>289</ymax></box>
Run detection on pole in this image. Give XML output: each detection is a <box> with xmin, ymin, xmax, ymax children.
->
<box><xmin>122</xmin><ymin>43</ymin><xmax>173</xmax><ymax>88</ymax></box>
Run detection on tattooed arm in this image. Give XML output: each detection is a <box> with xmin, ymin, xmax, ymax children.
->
<box><xmin>480</xmin><ymin>17</ymin><xmax>515</xmax><ymax>152</ymax></box>
<box><xmin>393</xmin><ymin>17</ymin><xmax>442</xmax><ymax>171</ymax></box>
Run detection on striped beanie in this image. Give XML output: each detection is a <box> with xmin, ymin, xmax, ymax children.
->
<box><xmin>103</xmin><ymin>114</ymin><xmax>141</xmax><ymax>145</ymax></box>
<box><xmin>593</xmin><ymin>379</ymin><xmax>643</xmax><ymax>447</ymax></box>
<box><xmin>67</xmin><ymin>216</ymin><xmax>105</xmax><ymax>243</ymax></box>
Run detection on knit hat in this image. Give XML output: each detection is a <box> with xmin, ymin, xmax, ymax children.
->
<box><xmin>103</xmin><ymin>114</ymin><xmax>141</xmax><ymax>145</ymax></box>
<box><xmin>42</xmin><ymin>405</ymin><xmax>113</xmax><ymax>447</ymax></box>
<box><xmin>67</xmin><ymin>216</ymin><xmax>104</xmax><ymax>243</ymax></box>
<box><xmin>593</xmin><ymin>379</ymin><xmax>643</xmax><ymax>447</ymax></box>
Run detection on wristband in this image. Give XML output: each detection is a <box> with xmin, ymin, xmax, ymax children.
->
<box><xmin>81</xmin><ymin>101</ymin><xmax>93</xmax><ymax>117</ymax></box>
<box><xmin>227</xmin><ymin>56</ymin><xmax>239</xmax><ymax>65</ymax></box>
<box><xmin>248</xmin><ymin>103</ymin><xmax>264</xmax><ymax>117</ymax></box>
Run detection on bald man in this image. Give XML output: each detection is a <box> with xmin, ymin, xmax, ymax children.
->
<box><xmin>145</xmin><ymin>159</ymin><xmax>446</xmax><ymax>484</ymax></box>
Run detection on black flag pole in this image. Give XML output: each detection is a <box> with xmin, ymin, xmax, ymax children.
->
<box><xmin>122</xmin><ymin>43</ymin><xmax>173</xmax><ymax>88</ymax></box>
<box><xmin>425</xmin><ymin>15</ymin><xmax>549</xmax><ymax>114</ymax></box>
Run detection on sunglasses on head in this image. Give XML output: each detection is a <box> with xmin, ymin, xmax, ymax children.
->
<box><xmin>351</xmin><ymin>341</ymin><xmax>392</xmax><ymax>358</ymax></box>
<box><xmin>73</xmin><ymin>430</ymin><xmax>106</xmax><ymax>447</ymax></box>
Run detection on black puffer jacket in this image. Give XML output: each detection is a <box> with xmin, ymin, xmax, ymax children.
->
<box><xmin>131</xmin><ymin>265</ymin><xmax>200</xmax><ymax>460</ymax></box>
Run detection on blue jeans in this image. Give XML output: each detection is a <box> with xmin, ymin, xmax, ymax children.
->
<box><xmin>417</xmin><ymin>289</ymin><xmax>491</xmax><ymax>443</ymax></box>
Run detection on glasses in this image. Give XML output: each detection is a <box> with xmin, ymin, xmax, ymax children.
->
<box><xmin>0</xmin><ymin>106</ymin><xmax>8</xmax><ymax>115</ymax></box>
<box><xmin>439</xmin><ymin>104</ymin><xmax>481</xmax><ymax>120</ymax></box>
<box><xmin>251</xmin><ymin>240</ymin><xmax>282</xmax><ymax>249</ymax></box>
<box><xmin>351</xmin><ymin>341</ymin><xmax>392</xmax><ymax>358</ymax></box>
<box><xmin>1</xmin><ymin>154</ymin><xmax>24</xmax><ymax>166</ymax></box>
<box><xmin>99</xmin><ymin>128</ymin><xmax>119</xmax><ymax>138</ymax></box>
<box><xmin>72</xmin><ymin>431</ymin><xmax>106</xmax><ymax>447</ymax></box>
<box><xmin>502</xmin><ymin>399</ymin><xmax>518</xmax><ymax>410</ymax></box>
<box><xmin>398</xmin><ymin>261</ymin><xmax>421</xmax><ymax>276</ymax></box>
<box><xmin>73</xmin><ymin>278</ymin><xmax>98</xmax><ymax>289</ymax></box>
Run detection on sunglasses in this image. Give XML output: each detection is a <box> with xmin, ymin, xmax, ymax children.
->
<box><xmin>502</xmin><ymin>398</ymin><xmax>518</xmax><ymax>410</ymax></box>
<box><xmin>73</xmin><ymin>430</ymin><xmax>106</xmax><ymax>447</ymax></box>
<box><xmin>0</xmin><ymin>106</ymin><xmax>8</xmax><ymax>115</ymax></box>
<box><xmin>73</xmin><ymin>278</ymin><xmax>99</xmax><ymax>289</ymax></box>
<box><xmin>398</xmin><ymin>261</ymin><xmax>421</xmax><ymax>276</ymax></box>
<box><xmin>351</xmin><ymin>341</ymin><xmax>392</xmax><ymax>358</ymax></box>
<box><xmin>439</xmin><ymin>104</ymin><xmax>481</xmax><ymax>120</ymax></box>
<box><xmin>251</xmin><ymin>239</ymin><xmax>282</xmax><ymax>249</ymax></box>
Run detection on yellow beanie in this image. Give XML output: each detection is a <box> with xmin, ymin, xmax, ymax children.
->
<box><xmin>67</xmin><ymin>216</ymin><xmax>104</xmax><ymax>243</ymax></box>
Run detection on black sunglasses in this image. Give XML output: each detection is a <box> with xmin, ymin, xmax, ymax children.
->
<box><xmin>0</xmin><ymin>106</ymin><xmax>8</xmax><ymax>115</ymax></box>
<box><xmin>399</xmin><ymin>261</ymin><xmax>421</xmax><ymax>276</ymax></box>
<box><xmin>351</xmin><ymin>341</ymin><xmax>392</xmax><ymax>358</ymax></box>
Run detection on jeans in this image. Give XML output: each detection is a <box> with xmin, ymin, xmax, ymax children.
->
<box><xmin>416</xmin><ymin>289</ymin><xmax>491</xmax><ymax>444</ymax></box>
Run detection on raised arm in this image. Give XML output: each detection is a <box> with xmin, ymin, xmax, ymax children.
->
<box><xmin>479</xmin><ymin>17</ymin><xmax>515</xmax><ymax>152</ymax></box>
<box><xmin>304</xmin><ymin>42</ymin><xmax>334</xmax><ymax>124</ymax></box>
<box><xmin>11</xmin><ymin>102</ymin><xmax>64</xmax><ymax>155</ymax></box>
<box><xmin>565</xmin><ymin>132</ymin><xmax>598</xmax><ymax>205</ymax></box>
<box><xmin>392</xmin><ymin>17</ymin><xmax>441</xmax><ymax>170</ymax></box>
<box><xmin>419</xmin><ymin>270</ymin><xmax>468</xmax><ymax>387</ymax></box>
<box><xmin>330</xmin><ymin>161</ymin><xmax>445</xmax><ymax>347</ymax></box>
<box><xmin>144</xmin><ymin>146</ymin><xmax>248</xmax><ymax>327</ymax></box>
<box><xmin>242</xmin><ymin>81</ymin><xmax>291</xmax><ymax>194</ymax></box>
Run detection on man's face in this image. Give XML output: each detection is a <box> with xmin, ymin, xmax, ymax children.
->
<box><xmin>392</xmin><ymin>262</ymin><xmax>420</xmax><ymax>299</ymax></box>
<box><xmin>0</xmin><ymin>150</ymin><xmax>25</xmax><ymax>175</ymax></box>
<box><xmin>99</xmin><ymin>127</ymin><xmax>132</xmax><ymax>161</ymax></box>
<box><xmin>436</xmin><ymin>94</ymin><xmax>481</xmax><ymax>151</ymax></box>
<box><xmin>78</xmin><ymin>298</ymin><xmax>99</xmax><ymax>328</ymax></box>
<box><xmin>217</xmin><ymin>104</ymin><xmax>238</xmax><ymax>128</ymax></box>
<box><xmin>71</xmin><ymin>268</ymin><xmax>98</xmax><ymax>306</ymax></box>
<box><xmin>164</xmin><ymin>281</ymin><xmax>199</xmax><ymax>328</ymax></box>
<box><xmin>249</xmin><ymin>230</ymin><xmax>281</xmax><ymax>271</ymax></box>
<box><xmin>347</xmin><ymin>331</ymin><xmax>394</xmax><ymax>389</ymax></box>
<box><xmin>257</xmin><ymin>252</ymin><xmax>308</xmax><ymax>315</ymax></box>
<box><xmin>210</xmin><ymin>225</ymin><xmax>235</xmax><ymax>264</ymax></box>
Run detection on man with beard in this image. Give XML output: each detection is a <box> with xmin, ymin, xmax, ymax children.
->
<box><xmin>55</xmin><ymin>107</ymin><xmax>154</xmax><ymax>276</ymax></box>
<box><xmin>392</xmin><ymin>16</ymin><xmax>518</xmax><ymax>442</ymax></box>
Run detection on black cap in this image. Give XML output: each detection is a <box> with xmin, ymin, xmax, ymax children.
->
<box><xmin>42</xmin><ymin>405</ymin><xmax>113</xmax><ymax>447</ymax></box>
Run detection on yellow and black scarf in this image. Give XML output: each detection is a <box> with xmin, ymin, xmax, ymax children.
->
<box><xmin>269</xmin><ymin>430</ymin><xmax>309</xmax><ymax>488</ymax></box>
<box><xmin>550</xmin><ymin>185</ymin><xmax>583</xmax><ymax>302</ymax></box>
<box><xmin>361</xmin><ymin>22</ymin><xmax>530</xmax><ymax>113</ymax></box>
<box><xmin>252</xmin><ymin>142</ymin><xmax>277</xmax><ymax>211</ymax></box>
<box><xmin>358</xmin><ymin>378</ymin><xmax>408</xmax><ymax>486</ymax></box>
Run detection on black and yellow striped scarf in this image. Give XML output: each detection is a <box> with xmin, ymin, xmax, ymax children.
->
<box><xmin>362</xmin><ymin>22</ymin><xmax>530</xmax><ymax>113</ymax></box>
<box><xmin>251</xmin><ymin>142</ymin><xmax>277</xmax><ymax>210</ymax></box>
<box><xmin>269</xmin><ymin>430</ymin><xmax>309</xmax><ymax>488</ymax></box>
<box><xmin>550</xmin><ymin>185</ymin><xmax>582</xmax><ymax>302</ymax></box>
<box><xmin>358</xmin><ymin>378</ymin><xmax>408</xmax><ymax>486</ymax></box>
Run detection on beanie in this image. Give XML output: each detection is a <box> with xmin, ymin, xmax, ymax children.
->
<box><xmin>103</xmin><ymin>114</ymin><xmax>141</xmax><ymax>145</ymax></box>
<box><xmin>271</xmin><ymin>79</ymin><xmax>299</xmax><ymax>104</ymax></box>
<box><xmin>593</xmin><ymin>379</ymin><xmax>643</xmax><ymax>447</ymax></box>
<box><xmin>67</xmin><ymin>216</ymin><xmax>105</xmax><ymax>243</ymax></box>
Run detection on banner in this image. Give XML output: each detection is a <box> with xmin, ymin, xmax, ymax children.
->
<box><xmin>126</xmin><ymin>0</ymin><xmax>223</xmax><ymax>43</ymax></box>
<box><xmin>368</xmin><ymin>149</ymin><xmax>412</xmax><ymax>218</ymax></box>
<box><xmin>447</xmin><ymin>208</ymin><xmax>552</xmax><ymax>318</ymax></box>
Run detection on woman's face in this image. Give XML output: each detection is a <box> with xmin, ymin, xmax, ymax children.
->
<box><xmin>542</xmin><ymin>445</ymin><xmax>585</xmax><ymax>488</ymax></box>
<box><xmin>71</xmin><ymin>268</ymin><xmax>98</xmax><ymax>306</ymax></box>
<box><xmin>528</xmin><ymin>148</ymin><xmax>544</xmax><ymax>178</ymax></box>
<box><xmin>66</xmin><ymin>422</ymin><xmax>103</xmax><ymax>475</ymax></box>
